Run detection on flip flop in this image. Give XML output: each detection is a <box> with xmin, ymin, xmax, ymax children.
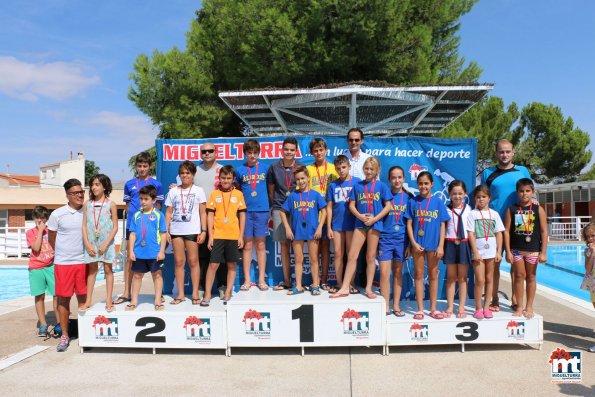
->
<box><xmin>489</xmin><ymin>303</ymin><xmax>500</xmax><ymax>312</ymax></box>
<box><xmin>240</xmin><ymin>283</ymin><xmax>251</xmax><ymax>291</ymax></box>
<box><xmin>364</xmin><ymin>291</ymin><xmax>377</xmax><ymax>299</ymax></box>
<box><xmin>311</xmin><ymin>286</ymin><xmax>321</xmax><ymax>296</ymax></box>
<box><xmin>221</xmin><ymin>296</ymin><xmax>232</xmax><ymax>305</ymax></box>
<box><xmin>349</xmin><ymin>286</ymin><xmax>359</xmax><ymax>294</ymax></box>
<box><xmin>192</xmin><ymin>298</ymin><xmax>201</xmax><ymax>305</ymax></box>
<box><xmin>257</xmin><ymin>283</ymin><xmax>269</xmax><ymax>291</ymax></box>
<box><xmin>154</xmin><ymin>304</ymin><xmax>165</xmax><ymax>311</ymax></box>
<box><xmin>329</xmin><ymin>292</ymin><xmax>349</xmax><ymax>299</ymax></box>
<box><xmin>325</xmin><ymin>285</ymin><xmax>339</xmax><ymax>293</ymax></box>
<box><xmin>413</xmin><ymin>311</ymin><xmax>424</xmax><ymax>320</ymax></box>
<box><xmin>170</xmin><ymin>298</ymin><xmax>186</xmax><ymax>305</ymax></box>
<box><xmin>429</xmin><ymin>311</ymin><xmax>444</xmax><ymax>320</ymax></box>
<box><xmin>287</xmin><ymin>287</ymin><xmax>305</xmax><ymax>295</ymax></box>
<box><xmin>113</xmin><ymin>296</ymin><xmax>131</xmax><ymax>305</ymax></box>
<box><xmin>200</xmin><ymin>299</ymin><xmax>210</xmax><ymax>307</ymax></box>
<box><xmin>273</xmin><ymin>282</ymin><xmax>291</xmax><ymax>291</ymax></box>
<box><xmin>392</xmin><ymin>310</ymin><xmax>406</xmax><ymax>317</ymax></box>
<box><xmin>443</xmin><ymin>311</ymin><xmax>452</xmax><ymax>318</ymax></box>
<box><xmin>125</xmin><ymin>304</ymin><xmax>137</xmax><ymax>311</ymax></box>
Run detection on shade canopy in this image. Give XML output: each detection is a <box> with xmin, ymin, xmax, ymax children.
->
<box><xmin>219</xmin><ymin>83</ymin><xmax>493</xmax><ymax>136</ymax></box>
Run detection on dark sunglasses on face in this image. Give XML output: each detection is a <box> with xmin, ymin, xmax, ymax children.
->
<box><xmin>67</xmin><ymin>191</ymin><xmax>85</xmax><ymax>196</ymax></box>
<box><xmin>201</xmin><ymin>149</ymin><xmax>215</xmax><ymax>154</ymax></box>
<box><xmin>348</xmin><ymin>138</ymin><xmax>361</xmax><ymax>143</ymax></box>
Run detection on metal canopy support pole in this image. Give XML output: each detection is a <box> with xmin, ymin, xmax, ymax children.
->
<box><xmin>276</xmin><ymin>107</ymin><xmax>345</xmax><ymax>133</ymax></box>
<box><xmin>409</xmin><ymin>90</ymin><xmax>447</xmax><ymax>133</ymax></box>
<box><xmin>362</xmin><ymin>103</ymin><xmax>428</xmax><ymax>133</ymax></box>
<box><xmin>349</xmin><ymin>93</ymin><xmax>357</xmax><ymax>128</ymax></box>
<box><xmin>263</xmin><ymin>95</ymin><xmax>289</xmax><ymax>134</ymax></box>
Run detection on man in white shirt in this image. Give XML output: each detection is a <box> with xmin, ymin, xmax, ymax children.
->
<box><xmin>48</xmin><ymin>178</ymin><xmax>85</xmax><ymax>352</ymax></box>
<box><xmin>344</xmin><ymin>128</ymin><xmax>371</xmax><ymax>179</ymax></box>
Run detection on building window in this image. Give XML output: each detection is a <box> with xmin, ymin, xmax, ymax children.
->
<box><xmin>0</xmin><ymin>209</ymin><xmax>7</xmax><ymax>231</ymax></box>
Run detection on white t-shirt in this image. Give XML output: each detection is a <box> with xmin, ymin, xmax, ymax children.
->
<box><xmin>344</xmin><ymin>149</ymin><xmax>371</xmax><ymax>180</ymax></box>
<box><xmin>446</xmin><ymin>204</ymin><xmax>472</xmax><ymax>239</ymax></box>
<box><xmin>465</xmin><ymin>208</ymin><xmax>505</xmax><ymax>260</ymax></box>
<box><xmin>165</xmin><ymin>185</ymin><xmax>207</xmax><ymax>235</ymax></box>
<box><xmin>47</xmin><ymin>204</ymin><xmax>84</xmax><ymax>265</ymax></box>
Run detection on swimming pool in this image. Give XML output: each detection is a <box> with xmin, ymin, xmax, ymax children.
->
<box><xmin>501</xmin><ymin>245</ymin><xmax>591</xmax><ymax>303</ymax></box>
<box><xmin>0</xmin><ymin>266</ymin><xmax>116</xmax><ymax>302</ymax></box>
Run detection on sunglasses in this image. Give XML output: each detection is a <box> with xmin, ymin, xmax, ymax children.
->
<box><xmin>67</xmin><ymin>190</ymin><xmax>85</xmax><ymax>196</ymax></box>
<box><xmin>201</xmin><ymin>149</ymin><xmax>215</xmax><ymax>154</ymax></box>
<box><xmin>348</xmin><ymin>138</ymin><xmax>361</xmax><ymax>143</ymax></box>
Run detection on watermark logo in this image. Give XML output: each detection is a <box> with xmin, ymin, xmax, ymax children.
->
<box><xmin>506</xmin><ymin>320</ymin><xmax>525</xmax><ymax>339</ymax></box>
<box><xmin>408</xmin><ymin>164</ymin><xmax>427</xmax><ymax>181</ymax></box>
<box><xmin>92</xmin><ymin>315</ymin><xmax>118</xmax><ymax>340</ymax></box>
<box><xmin>409</xmin><ymin>323</ymin><xmax>429</xmax><ymax>341</ymax></box>
<box><xmin>243</xmin><ymin>309</ymin><xmax>271</xmax><ymax>338</ymax></box>
<box><xmin>340</xmin><ymin>309</ymin><xmax>369</xmax><ymax>337</ymax></box>
<box><xmin>549</xmin><ymin>348</ymin><xmax>582</xmax><ymax>383</ymax></box>
<box><xmin>183</xmin><ymin>316</ymin><xmax>211</xmax><ymax>343</ymax></box>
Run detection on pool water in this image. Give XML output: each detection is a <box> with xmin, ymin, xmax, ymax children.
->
<box><xmin>501</xmin><ymin>245</ymin><xmax>591</xmax><ymax>303</ymax></box>
<box><xmin>0</xmin><ymin>266</ymin><xmax>113</xmax><ymax>302</ymax></box>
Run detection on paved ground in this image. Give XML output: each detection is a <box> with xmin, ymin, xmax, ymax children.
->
<box><xmin>0</xmin><ymin>263</ymin><xmax>593</xmax><ymax>396</ymax></box>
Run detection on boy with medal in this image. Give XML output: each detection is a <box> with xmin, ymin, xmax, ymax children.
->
<box><xmin>235</xmin><ymin>140</ymin><xmax>270</xmax><ymax>291</ymax></box>
<box><xmin>127</xmin><ymin>185</ymin><xmax>167</xmax><ymax>311</ymax></box>
<box><xmin>203</xmin><ymin>166</ymin><xmax>246</xmax><ymax>305</ymax></box>
<box><xmin>280</xmin><ymin>166</ymin><xmax>327</xmax><ymax>296</ymax></box>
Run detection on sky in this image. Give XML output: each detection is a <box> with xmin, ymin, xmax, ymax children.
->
<box><xmin>0</xmin><ymin>0</ymin><xmax>593</xmax><ymax>182</ymax></box>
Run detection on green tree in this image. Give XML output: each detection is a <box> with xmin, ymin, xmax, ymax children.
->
<box><xmin>440</xmin><ymin>96</ymin><xmax>519</xmax><ymax>175</ymax></box>
<box><xmin>129</xmin><ymin>0</ymin><xmax>481</xmax><ymax>144</ymax></box>
<box><xmin>513</xmin><ymin>103</ymin><xmax>591</xmax><ymax>183</ymax></box>
<box><xmin>578</xmin><ymin>163</ymin><xmax>595</xmax><ymax>181</ymax></box>
<box><xmin>85</xmin><ymin>160</ymin><xmax>100</xmax><ymax>186</ymax></box>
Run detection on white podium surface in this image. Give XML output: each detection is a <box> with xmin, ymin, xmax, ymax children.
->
<box><xmin>78</xmin><ymin>295</ymin><xmax>227</xmax><ymax>351</ymax></box>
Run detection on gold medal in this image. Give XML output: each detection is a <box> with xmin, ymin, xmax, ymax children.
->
<box><xmin>223</xmin><ymin>218</ymin><xmax>229</xmax><ymax>224</ymax></box>
<box><xmin>525</xmin><ymin>236</ymin><xmax>532</xmax><ymax>243</ymax></box>
<box><xmin>251</xmin><ymin>191</ymin><xmax>257</xmax><ymax>197</ymax></box>
<box><xmin>285</xmin><ymin>191</ymin><xmax>290</xmax><ymax>196</ymax></box>
<box><xmin>95</xmin><ymin>230</ymin><xmax>100</xmax><ymax>239</ymax></box>
<box><xmin>141</xmin><ymin>240</ymin><xmax>146</xmax><ymax>247</ymax></box>
<box><xmin>394</xmin><ymin>225</ymin><xmax>400</xmax><ymax>232</ymax></box>
<box><xmin>418</xmin><ymin>230</ymin><xmax>424</xmax><ymax>236</ymax></box>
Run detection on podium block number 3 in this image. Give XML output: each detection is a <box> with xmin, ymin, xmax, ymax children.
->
<box><xmin>455</xmin><ymin>322</ymin><xmax>479</xmax><ymax>342</ymax></box>
<box><xmin>292</xmin><ymin>305</ymin><xmax>314</xmax><ymax>342</ymax></box>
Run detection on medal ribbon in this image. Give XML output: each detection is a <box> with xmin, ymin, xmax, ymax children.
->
<box><xmin>93</xmin><ymin>198</ymin><xmax>106</xmax><ymax>235</ymax></box>
<box><xmin>298</xmin><ymin>190</ymin><xmax>311</xmax><ymax>223</ymax></box>
<box><xmin>282</xmin><ymin>160</ymin><xmax>295</xmax><ymax>193</ymax></box>
<box><xmin>135</xmin><ymin>177</ymin><xmax>148</xmax><ymax>191</ymax></box>
<box><xmin>140</xmin><ymin>207</ymin><xmax>154</xmax><ymax>243</ymax></box>
<box><xmin>392</xmin><ymin>191</ymin><xmax>405</xmax><ymax>226</ymax></box>
<box><xmin>479</xmin><ymin>208</ymin><xmax>492</xmax><ymax>244</ymax></box>
<box><xmin>417</xmin><ymin>195</ymin><xmax>432</xmax><ymax>231</ymax></box>
<box><xmin>364</xmin><ymin>179</ymin><xmax>377</xmax><ymax>214</ymax></box>
<box><xmin>518</xmin><ymin>203</ymin><xmax>533</xmax><ymax>236</ymax></box>
<box><xmin>221</xmin><ymin>189</ymin><xmax>232</xmax><ymax>220</ymax></box>
<box><xmin>179</xmin><ymin>186</ymin><xmax>193</xmax><ymax>216</ymax></box>
<box><xmin>247</xmin><ymin>162</ymin><xmax>259</xmax><ymax>193</ymax></box>
<box><xmin>315</xmin><ymin>161</ymin><xmax>328</xmax><ymax>193</ymax></box>
<box><xmin>450</xmin><ymin>204</ymin><xmax>464</xmax><ymax>239</ymax></box>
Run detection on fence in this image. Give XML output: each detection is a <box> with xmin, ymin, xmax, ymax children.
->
<box><xmin>548</xmin><ymin>216</ymin><xmax>591</xmax><ymax>241</ymax></box>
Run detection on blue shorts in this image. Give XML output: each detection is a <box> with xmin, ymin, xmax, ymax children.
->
<box><xmin>244</xmin><ymin>211</ymin><xmax>269</xmax><ymax>238</ymax></box>
<box><xmin>132</xmin><ymin>259</ymin><xmax>164</xmax><ymax>274</ymax></box>
<box><xmin>377</xmin><ymin>236</ymin><xmax>407</xmax><ymax>262</ymax></box>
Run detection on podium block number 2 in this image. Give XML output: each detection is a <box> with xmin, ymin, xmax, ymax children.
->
<box><xmin>135</xmin><ymin>317</ymin><xmax>167</xmax><ymax>343</ymax></box>
<box><xmin>291</xmin><ymin>305</ymin><xmax>314</xmax><ymax>342</ymax></box>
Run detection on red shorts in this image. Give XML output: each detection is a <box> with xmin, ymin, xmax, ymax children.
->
<box><xmin>54</xmin><ymin>264</ymin><xmax>87</xmax><ymax>297</ymax></box>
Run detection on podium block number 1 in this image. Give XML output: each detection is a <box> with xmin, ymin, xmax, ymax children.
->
<box><xmin>292</xmin><ymin>305</ymin><xmax>314</xmax><ymax>342</ymax></box>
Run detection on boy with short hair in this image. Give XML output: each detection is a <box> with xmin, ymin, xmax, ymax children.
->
<box><xmin>326</xmin><ymin>155</ymin><xmax>360</xmax><ymax>294</ymax></box>
<box><xmin>26</xmin><ymin>205</ymin><xmax>60</xmax><ymax>337</ymax></box>
<box><xmin>236</xmin><ymin>139</ymin><xmax>270</xmax><ymax>291</ymax></box>
<box><xmin>266</xmin><ymin>137</ymin><xmax>304</xmax><ymax>291</ymax></box>
<box><xmin>127</xmin><ymin>185</ymin><xmax>167</xmax><ymax>311</ymax></box>
<box><xmin>48</xmin><ymin>178</ymin><xmax>86</xmax><ymax>352</ymax></box>
<box><xmin>116</xmin><ymin>151</ymin><xmax>164</xmax><ymax>305</ymax></box>
<box><xmin>503</xmin><ymin>178</ymin><xmax>548</xmax><ymax>319</ymax></box>
<box><xmin>202</xmin><ymin>166</ymin><xmax>246</xmax><ymax>305</ymax></box>
<box><xmin>307</xmin><ymin>138</ymin><xmax>338</xmax><ymax>291</ymax></box>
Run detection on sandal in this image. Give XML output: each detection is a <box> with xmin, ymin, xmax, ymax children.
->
<box><xmin>489</xmin><ymin>303</ymin><xmax>500</xmax><ymax>312</ymax></box>
<box><xmin>473</xmin><ymin>310</ymin><xmax>484</xmax><ymax>319</ymax></box>
<box><xmin>170</xmin><ymin>298</ymin><xmax>186</xmax><ymax>305</ymax></box>
<box><xmin>329</xmin><ymin>292</ymin><xmax>349</xmax><ymax>299</ymax></box>
<box><xmin>125</xmin><ymin>304</ymin><xmax>137</xmax><ymax>311</ymax></box>
<box><xmin>273</xmin><ymin>282</ymin><xmax>291</xmax><ymax>291</ymax></box>
<box><xmin>257</xmin><ymin>283</ymin><xmax>269</xmax><ymax>291</ymax></box>
<box><xmin>192</xmin><ymin>298</ymin><xmax>201</xmax><ymax>305</ymax></box>
<box><xmin>349</xmin><ymin>286</ymin><xmax>359</xmax><ymax>294</ymax></box>
<box><xmin>311</xmin><ymin>286</ymin><xmax>321</xmax><ymax>296</ymax></box>
<box><xmin>287</xmin><ymin>287</ymin><xmax>304</xmax><ymax>295</ymax></box>
<box><xmin>200</xmin><ymin>299</ymin><xmax>210</xmax><ymax>307</ymax></box>
<box><xmin>240</xmin><ymin>283</ymin><xmax>252</xmax><ymax>291</ymax></box>
<box><xmin>392</xmin><ymin>310</ymin><xmax>406</xmax><ymax>317</ymax></box>
<box><xmin>325</xmin><ymin>285</ymin><xmax>339</xmax><ymax>293</ymax></box>
<box><xmin>483</xmin><ymin>310</ymin><xmax>493</xmax><ymax>319</ymax></box>
<box><xmin>363</xmin><ymin>291</ymin><xmax>377</xmax><ymax>299</ymax></box>
<box><xmin>154</xmin><ymin>304</ymin><xmax>165</xmax><ymax>311</ymax></box>
<box><xmin>113</xmin><ymin>296</ymin><xmax>131</xmax><ymax>305</ymax></box>
<box><xmin>413</xmin><ymin>311</ymin><xmax>424</xmax><ymax>320</ymax></box>
<box><xmin>429</xmin><ymin>311</ymin><xmax>444</xmax><ymax>320</ymax></box>
<box><xmin>443</xmin><ymin>311</ymin><xmax>452</xmax><ymax>318</ymax></box>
